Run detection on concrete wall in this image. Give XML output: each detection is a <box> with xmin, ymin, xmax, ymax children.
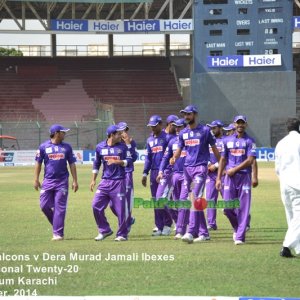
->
<box><xmin>170</xmin><ymin>56</ymin><xmax>192</xmax><ymax>79</ymax></box>
<box><xmin>191</xmin><ymin>71</ymin><xmax>296</xmax><ymax>147</ymax></box>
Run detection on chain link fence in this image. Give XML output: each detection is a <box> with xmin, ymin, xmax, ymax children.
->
<box><xmin>0</xmin><ymin>120</ymin><xmax>111</xmax><ymax>150</ymax></box>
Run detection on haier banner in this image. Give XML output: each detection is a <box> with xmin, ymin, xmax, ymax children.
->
<box><xmin>50</xmin><ymin>19</ymin><xmax>193</xmax><ymax>33</ymax></box>
<box><xmin>207</xmin><ymin>54</ymin><xmax>281</xmax><ymax>68</ymax></box>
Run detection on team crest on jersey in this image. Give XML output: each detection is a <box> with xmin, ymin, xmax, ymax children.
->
<box><xmin>126</xmin><ymin>151</ymin><xmax>132</xmax><ymax>157</ymax></box>
<box><xmin>196</xmin><ymin>132</ymin><xmax>201</xmax><ymax>137</ymax></box>
<box><xmin>117</xmin><ymin>148</ymin><xmax>122</xmax><ymax>154</ymax></box>
<box><xmin>45</xmin><ymin>147</ymin><xmax>52</xmax><ymax>154</ymax></box>
<box><xmin>190</xmin><ymin>131</ymin><xmax>194</xmax><ymax>137</ymax></box>
<box><xmin>149</xmin><ymin>141</ymin><xmax>154</xmax><ymax>148</ymax></box>
<box><xmin>227</xmin><ymin>141</ymin><xmax>234</xmax><ymax>148</ymax></box>
<box><xmin>183</xmin><ymin>133</ymin><xmax>189</xmax><ymax>139</ymax></box>
<box><xmin>48</xmin><ymin>153</ymin><xmax>65</xmax><ymax>160</ymax></box>
<box><xmin>101</xmin><ymin>149</ymin><xmax>108</xmax><ymax>155</ymax></box>
<box><xmin>61</xmin><ymin>147</ymin><xmax>66</xmax><ymax>152</ymax></box>
<box><xmin>185</xmin><ymin>139</ymin><xmax>200</xmax><ymax>146</ymax></box>
<box><xmin>54</xmin><ymin>146</ymin><xmax>59</xmax><ymax>152</ymax></box>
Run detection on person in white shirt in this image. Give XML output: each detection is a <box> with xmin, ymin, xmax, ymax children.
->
<box><xmin>275</xmin><ymin>118</ymin><xmax>300</xmax><ymax>258</ymax></box>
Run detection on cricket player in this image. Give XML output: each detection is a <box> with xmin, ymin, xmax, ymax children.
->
<box><xmin>206</xmin><ymin>120</ymin><xmax>225</xmax><ymax>230</ymax></box>
<box><xmin>223</xmin><ymin>123</ymin><xmax>235</xmax><ymax>136</ymax></box>
<box><xmin>222</xmin><ymin>122</ymin><xmax>258</xmax><ymax>231</ymax></box>
<box><xmin>90</xmin><ymin>124</ymin><xmax>132</xmax><ymax>242</ymax></box>
<box><xmin>154</xmin><ymin>114</ymin><xmax>180</xmax><ymax>236</ymax></box>
<box><xmin>142</xmin><ymin>115</ymin><xmax>169</xmax><ymax>235</ymax></box>
<box><xmin>117</xmin><ymin>121</ymin><xmax>138</xmax><ymax>231</ymax></box>
<box><xmin>216</xmin><ymin>115</ymin><xmax>256</xmax><ymax>245</ymax></box>
<box><xmin>275</xmin><ymin>118</ymin><xmax>300</xmax><ymax>258</ymax></box>
<box><xmin>34</xmin><ymin>124</ymin><xmax>78</xmax><ymax>241</ymax></box>
<box><xmin>170</xmin><ymin>105</ymin><xmax>220</xmax><ymax>243</ymax></box>
<box><xmin>159</xmin><ymin>118</ymin><xmax>188</xmax><ymax>239</ymax></box>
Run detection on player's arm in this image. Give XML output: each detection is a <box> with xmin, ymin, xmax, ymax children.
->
<box><xmin>33</xmin><ymin>162</ymin><xmax>42</xmax><ymax>191</ymax></box>
<box><xmin>252</xmin><ymin>159</ymin><xmax>258</xmax><ymax>188</ymax></box>
<box><xmin>216</xmin><ymin>156</ymin><xmax>226</xmax><ymax>191</ymax></box>
<box><xmin>107</xmin><ymin>147</ymin><xmax>132</xmax><ymax>167</ymax></box>
<box><xmin>90</xmin><ymin>148</ymin><xmax>101</xmax><ymax>192</ymax></box>
<box><xmin>226</xmin><ymin>156</ymin><xmax>255</xmax><ymax>176</ymax></box>
<box><xmin>170</xmin><ymin>133</ymin><xmax>183</xmax><ymax>165</ymax></box>
<box><xmin>157</xmin><ymin>142</ymin><xmax>173</xmax><ymax>182</ymax></box>
<box><xmin>211</xmin><ymin>144</ymin><xmax>221</xmax><ymax>162</ymax></box>
<box><xmin>69</xmin><ymin>163</ymin><xmax>79</xmax><ymax>192</ymax></box>
<box><xmin>142</xmin><ymin>142</ymin><xmax>152</xmax><ymax>187</ymax></box>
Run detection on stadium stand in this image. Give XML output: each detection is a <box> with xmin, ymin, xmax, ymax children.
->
<box><xmin>0</xmin><ymin>57</ymin><xmax>183</xmax><ymax>148</ymax></box>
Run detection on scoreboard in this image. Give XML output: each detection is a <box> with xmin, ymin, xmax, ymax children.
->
<box><xmin>193</xmin><ymin>0</ymin><xmax>293</xmax><ymax>73</ymax></box>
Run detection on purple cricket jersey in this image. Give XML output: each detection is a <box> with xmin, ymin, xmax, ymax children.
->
<box><xmin>93</xmin><ymin>140</ymin><xmax>132</xmax><ymax>179</ymax></box>
<box><xmin>143</xmin><ymin>131</ymin><xmax>168</xmax><ymax>175</ymax></box>
<box><xmin>222</xmin><ymin>132</ymin><xmax>256</xmax><ymax>173</ymax></box>
<box><xmin>178</xmin><ymin>125</ymin><xmax>216</xmax><ymax>167</ymax></box>
<box><xmin>35</xmin><ymin>139</ymin><xmax>76</xmax><ymax>238</ymax></box>
<box><xmin>159</xmin><ymin>135</ymin><xmax>186</xmax><ymax>173</ymax></box>
<box><xmin>209</xmin><ymin>137</ymin><xmax>224</xmax><ymax>165</ymax></box>
<box><xmin>35</xmin><ymin>140</ymin><xmax>76</xmax><ymax>182</ymax></box>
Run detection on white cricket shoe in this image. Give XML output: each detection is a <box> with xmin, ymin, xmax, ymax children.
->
<box><xmin>52</xmin><ymin>235</ymin><xmax>64</xmax><ymax>241</ymax></box>
<box><xmin>174</xmin><ymin>233</ymin><xmax>183</xmax><ymax>240</ymax></box>
<box><xmin>152</xmin><ymin>226</ymin><xmax>158</xmax><ymax>232</ymax></box>
<box><xmin>194</xmin><ymin>235</ymin><xmax>210</xmax><ymax>243</ymax></box>
<box><xmin>114</xmin><ymin>236</ymin><xmax>127</xmax><ymax>242</ymax></box>
<box><xmin>235</xmin><ymin>240</ymin><xmax>245</xmax><ymax>245</ymax></box>
<box><xmin>152</xmin><ymin>230</ymin><xmax>162</xmax><ymax>236</ymax></box>
<box><xmin>181</xmin><ymin>233</ymin><xmax>194</xmax><ymax>244</ymax></box>
<box><xmin>162</xmin><ymin>226</ymin><xmax>171</xmax><ymax>236</ymax></box>
<box><xmin>94</xmin><ymin>231</ymin><xmax>113</xmax><ymax>241</ymax></box>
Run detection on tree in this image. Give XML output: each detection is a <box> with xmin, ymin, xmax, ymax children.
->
<box><xmin>0</xmin><ymin>47</ymin><xmax>23</xmax><ymax>56</ymax></box>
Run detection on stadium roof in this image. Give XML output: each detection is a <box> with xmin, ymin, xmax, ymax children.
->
<box><xmin>0</xmin><ymin>0</ymin><xmax>192</xmax><ymax>30</ymax></box>
<box><xmin>9</xmin><ymin>0</ymin><xmax>152</xmax><ymax>2</ymax></box>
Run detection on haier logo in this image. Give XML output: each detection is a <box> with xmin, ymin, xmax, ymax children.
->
<box><xmin>161</xmin><ymin>19</ymin><xmax>193</xmax><ymax>31</ymax></box>
<box><xmin>124</xmin><ymin>20</ymin><xmax>160</xmax><ymax>32</ymax></box>
<box><xmin>207</xmin><ymin>56</ymin><xmax>243</xmax><ymax>68</ymax></box>
<box><xmin>207</xmin><ymin>54</ymin><xmax>281</xmax><ymax>68</ymax></box>
<box><xmin>294</xmin><ymin>17</ymin><xmax>300</xmax><ymax>28</ymax></box>
<box><xmin>51</xmin><ymin>20</ymin><xmax>88</xmax><ymax>31</ymax></box>
<box><xmin>244</xmin><ymin>54</ymin><xmax>281</xmax><ymax>67</ymax></box>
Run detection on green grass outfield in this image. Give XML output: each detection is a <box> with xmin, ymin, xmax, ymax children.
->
<box><xmin>0</xmin><ymin>162</ymin><xmax>299</xmax><ymax>297</ymax></box>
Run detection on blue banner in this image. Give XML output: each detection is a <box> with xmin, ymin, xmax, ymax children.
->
<box><xmin>207</xmin><ymin>55</ymin><xmax>281</xmax><ymax>68</ymax></box>
<box><xmin>50</xmin><ymin>19</ymin><xmax>88</xmax><ymax>31</ymax></box>
<box><xmin>124</xmin><ymin>20</ymin><xmax>160</xmax><ymax>32</ymax></box>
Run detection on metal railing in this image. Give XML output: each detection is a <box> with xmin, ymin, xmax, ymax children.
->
<box><xmin>0</xmin><ymin>44</ymin><xmax>191</xmax><ymax>57</ymax></box>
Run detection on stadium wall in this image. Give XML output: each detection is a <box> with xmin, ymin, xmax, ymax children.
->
<box><xmin>191</xmin><ymin>71</ymin><xmax>296</xmax><ymax>147</ymax></box>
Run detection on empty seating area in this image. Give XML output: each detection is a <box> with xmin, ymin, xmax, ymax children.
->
<box><xmin>0</xmin><ymin>57</ymin><xmax>183</xmax><ymax>146</ymax></box>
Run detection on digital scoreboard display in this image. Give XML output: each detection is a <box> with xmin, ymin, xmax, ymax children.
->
<box><xmin>193</xmin><ymin>0</ymin><xmax>293</xmax><ymax>72</ymax></box>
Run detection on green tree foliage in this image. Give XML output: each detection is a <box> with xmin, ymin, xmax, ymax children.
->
<box><xmin>0</xmin><ymin>47</ymin><xmax>23</xmax><ymax>56</ymax></box>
